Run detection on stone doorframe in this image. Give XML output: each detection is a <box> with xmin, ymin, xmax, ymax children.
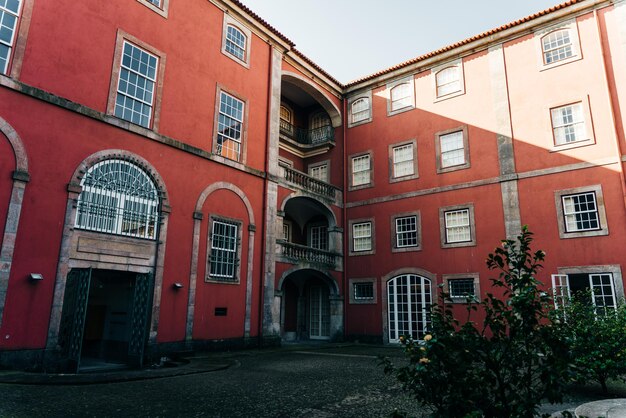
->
<box><xmin>45</xmin><ymin>149</ymin><xmax>170</xmax><ymax>350</ymax></box>
<box><xmin>186</xmin><ymin>182</ymin><xmax>256</xmax><ymax>342</ymax></box>
<box><xmin>0</xmin><ymin>117</ymin><xmax>29</xmax><ymax>327</ymax></box>
<box><xmin>277</xmin><ymin>267</ymin><xmax>343</xmax><ymax>341</ymax></box>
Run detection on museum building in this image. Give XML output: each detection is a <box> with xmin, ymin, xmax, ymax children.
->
<box><xmin>0</xmin><ymin>0</ymin><xmax>625</xmax><ymax>371</ymax></box>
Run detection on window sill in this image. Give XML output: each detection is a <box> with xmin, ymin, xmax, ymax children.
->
<box><xmin>436</xmin><ymin>162</ymin><xmax>471</xmax><ymax>174</ymax></box>
<box><xmin>549</xmin><ymin>138</ymin><xmax>595</xmax><ymax>152</ymax></box>
<box><xmin>559</xmin><ymin>228</ymin><xmax>609</xmax><ymax>239</ymax></box>
<box><xmin>539</xmin><ymin>55</ymin><xmax>582</xmax><ymax>72</ymax></box>
<box><xmin>391</xmin><ymin>246</ymin><xmax>421</xmax><ymax>254</ymax></box>
<box><xmin>441</xmin><ymin>240</ymin><xmax>476</xmax><ymax>249</ymax></box>
<box><xmin>389</xmin><ymin>173</ymin><xmax>419</xmax><ymax>183</ymax></box>
<box><xmin>434</xmin><ymin>90</ymin><xmax>465</xmax><ymax>103</ymax></box>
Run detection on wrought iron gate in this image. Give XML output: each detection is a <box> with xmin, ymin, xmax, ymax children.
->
<box><xmin>57</xmin><ymin>268</ymin><xmax>92</xmax><ymax>373</ymax></box>
<box><xmin>127</xmin><ymin>272</ymin><xmax>153</xmax><ymax>368</ymax></box>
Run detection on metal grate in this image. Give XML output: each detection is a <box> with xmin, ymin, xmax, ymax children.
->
<box><xmin>75</xmin><ymin>158</ymin><xmax>160</xmax><ymax>239</ymax></box>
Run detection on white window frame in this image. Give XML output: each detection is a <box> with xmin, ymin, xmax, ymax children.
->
<box><xmin>214</xmin><ymin>87</ymin><xmax>247</xmax><ymax>162</ymax></box>
<box><xmin>136</xmin><ymin>0</ymin><xmax>169</xmax><ymax>17</ymax></box>
<box><xmin>114</xmin><ymin>41</ymin><xmax>159</xmax><ymax>128</ymax></box>
<box><xmin>439</xmin><ymin>204</ymin><xmax>476</xmax><ymax>248</ymax></box>
<box><xmin>435</xmin><ymin>126</ymin><xmax>470</xmax><ymax>173</ymax></box>
<box><xmin>308</xmin><ymin>223</ymin><xmax>328</xmax><ymax>251</ymax></box>
<box><xmin>349</xmin><ymin>278</ymin><xmax>377</xmax><ymax>304</ymax></box>
<box><xmin>0</xmin><ymin>0</ymin><xmax>22</xmax><ymax>75</ymax></box>
<box><xmin>349</xmin><ymin>220</ymin><xmax>374</xmax><ymax>255</ymax></box>
<box><xmin>347</xmin><ymin>90</ymin><xmax>373</xmax><ymax>127</ymax></box>
<box><xmin>221</xmin><ymin>15</ymin><xmax>252</xmax><ymax>68</ymax></box>
<box><xmin>443</xmin><ymin>273</ymin><xmax>480</xmax><ymax>304</ymax></box>
<box><xmin>391</xmin><ymin>213</ymin><xmax>421</xmax><ymax>252</ymax></box>
<box><xmin>207</xmin><ymin>217</ymin><xmax>242</xmax><ymax>283</ymax></box>
<box><xmin>535</xmin><ymin>20</ymin><xmax>581</xmax><ymax>70</ymax></box>
<box><xmin>549</xmin><ymin>100</ymin><xmax>594</xmax><ymax>149</ymax></box>
<box><xmin>350</xmin><ymin>153</ymin><xmax>372</xmax><ymax>190</ymax></box>
<box><xmin>308</xmin><ymin>161</ymin><xmax>329</xmax><ymax>183</ymax></box>
<box><xmin>554</xmin><ymin>185</ymin><xmax>608</xmax><ymax>239</ymax></box>
<box><xmin>390</xmin><ymin>141</ymin><xmax>417</xmax><ymax>181</ymax></box>
<box><xmin>551</xmin><ymin>272</ymin><xmax>619</xmax><ymax>315</ymax></box>
<box><xmin>387</xmin><ymin>77</ymin><xmax>414</xmax><ymax>116</ymax></box>
<box><xmin>432</xmin><ymin>60</ymin><xmax>465</xmax><ymax>101</ymax></box>
<box><xmin>387</xmin><ymin>274</ymin><xmax>432</xmax><ymax>343</ymax></box>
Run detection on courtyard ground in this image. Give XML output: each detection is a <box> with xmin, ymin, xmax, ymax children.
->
<box><xmin>0</xmin><ymin>344</ymin><xmax>625</xmax><ymax>417</ymax></box>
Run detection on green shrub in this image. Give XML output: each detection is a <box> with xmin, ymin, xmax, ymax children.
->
<box><xmin>382</xmin><ymin>227</ymin><xmax>569</xmax><ymax>417</ymax></box>
<box><xmin>550</xmin><ymin>294</ymin><xmax>626</xmax><ymax>394</ymax></box>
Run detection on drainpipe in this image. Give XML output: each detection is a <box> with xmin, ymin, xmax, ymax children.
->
<box><xmin>342</xmin><ymin>97</ymin><xmax>348</xmax><ymax>340</ymax></box>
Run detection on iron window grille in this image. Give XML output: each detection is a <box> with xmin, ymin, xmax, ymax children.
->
<box><xmin>353</xmin><ymin>282</ymin><xmax>374</xmax><ymax>300</ymax></box>
<box><xmin>0</xmin><ymin>0</ymin><xmax>21</xmax><ymax>74</ymax></box>
<box><xmin>395</xmin><ymin>216</ymin><xmax>418</xmax><ymax>248</ymax></box>
<box><xmin>75</xmin><ymin>159</ymin><xmax>160</xmax><ymax>239</ymax></box>
<box><xmin>448</xmin><ymin>278</ymin><xmax>476</xmax><ymax>299</ymax></box>
<box><xmin>445</xmin><ymin>209</ymin><xmax>471</xmax><ymax>243</ymax></box>
<box><xmin>217</xmin><ymin>91</ymin><xmax>244</xmax><ymax>161</ymax></box>
<box><xmin>542</xmin><ymin>30</ymin><xmax>573</xmax><ymax>65</ymax></box>
<box><xmin>562</xmin><ymin>192</ymin><xmax>600</xmax><ymax>232</ymax></box>
<box><xmin>115</xmin><ymin>41</ymin><xmax>158</xmax><ymax>128</ymax></box>
<box><xmin>209</xmin><ymin>219</ymin><xmax>240</xmax><ymax>282</ymax></box>
<box><xmin>225</xmin><ymin>25</ymin><xmax>246</xmax><ymax>61</ymax></box>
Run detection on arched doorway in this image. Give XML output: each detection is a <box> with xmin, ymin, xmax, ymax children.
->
<box><xmin>279</xmin><ymin>268</ymin><xmax>341</xmax><ymax>342</ymax></box>
<box><xmin>51</xmin><ymin>154</ymin><xmax>167</xmax><ymax>372</ymax></box>
<box><xmin>387</xmin><ymin>274</ymin><xmax>432</xmax><ymax>343</ymax></box>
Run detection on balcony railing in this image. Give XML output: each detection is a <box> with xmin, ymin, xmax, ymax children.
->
<box><xmin>278</xmin><ymin>241</ymin><xmax>338</xmax><ymax>267</ymax></box>
<box><xmin>279</xmin><ymin>120</ymin><xmax>334</xmax><ymax>146</ymax></box>
<box><xmin>282</xmin><ymin>165</ymin><xmax>336</xmax><ymax>199</ymax></box>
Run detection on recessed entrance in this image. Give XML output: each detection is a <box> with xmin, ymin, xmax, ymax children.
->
<box><xmin>58</xmin><ymin>268</ymin><xmax>153</xmax><ymax>372</ymax></box>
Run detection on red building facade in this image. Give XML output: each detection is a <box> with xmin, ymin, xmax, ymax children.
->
<box><xmin>0</xmin><ymin>0</ymin><xmax>624</xmax><ymax>371</ymax></box>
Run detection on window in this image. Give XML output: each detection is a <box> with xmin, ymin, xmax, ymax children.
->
<box><xmin>221</xmin><ymin>16</ymin><xmax>251</xmax><ymax>67</ymax></box>
<box><xmin>349</xmin><ymin>279</ymin><xmax>377</xmax><ymax>304</ymax></box>
<box><xmin>552</xmin><ymin>273</ymin><xmax>618</xmax><ymax>315</ymax></box>
<box><xmin>309</xmin><ymin>224</ymin><xmax>328</xmax><ymax>251</ymax></box>
<box><xmin>216</xmin><ymin>90</ymin><xmax>245</xmax><ymax>161</ymax></box>
<box><xmin>542</xmin><ymin>30</ymin><xmax>573</xmax><ymax>65</ymax></box>
<box><xmin>348</xmin><ymin>91</ymin><xmax>373</xmax><ymax>127</ymax></box>
<box><xmin>75</xmin><ymin>159</ymin><xmax>159</xmax><ymax>240</ymax></box>
<box><xmin>391</xmin><ymin>142</ymin><xmax>416</xmax><ymax>180</ymax></box>
<box><xmin>137</xmin><ymin>0</ymin><xmax>169</xmax><ymax>16</ymax></box>
<box><xmin>225</xmin><ymin>25</ymin><xmax>246</xmax><ymax>61</ymax></box>
<box><xmin>444</xmin><ymin>209</ymin><xmax>470</xmax><ymax>243</ymax></box>
<box><xmin>351</xmin><ymin>98</ymin><xmax>370</xmax><ymax>124</ymax></box>
<box><xmin>439</xmin><ymin>204</ymin><xmax>476</xmax><ymax>248</ymax></box>
<box><xmin>146</xmin><ymin>0</ymin><xmax>162</xmax><ymax>6</ymax></box>
<box><xmin>551</xmin><ymin>103</ymin><xmax>586</xmax><ymax>145</ymax></box>
<box><xmin>562</xmin><ymin>192</ymin><xmax>599</xmax><ymax>232</ymax></box>
<box><xmin>0</xmin><ymin>0</ymin><xmax>21</xmax><ymax>75</ymax></box>
<box><xmin>387</xmin><ymin>274</ymin><xmax>432</xmax><ymax>342</ymax></box>
<box><xmin>387</xmin><ymin>77</ymin><xmax>414</xmax><ymax>115</ymax></box>
<box><xmin>279</xmin><ymin>104</ymin><xmax>293</xmax><ymax>135</ymax></box>
<box><xmin>208</xmin><ymin>218</ymin><xmax>240</xmax><ymax>282</ymax></box>
<box><xmin>113</xmin><ymin>41</ymin><xmax>159</xmax><ymax>128</ymax></box>
<box><xmin>309</xmin><ymin>162</ymin><xmax>328</xmax><ymax>183</ymax></box>
<box><xmin>448</xmin><ymin>279</ymin><xmax>475</xmax><ymax>299</ymax></box>
<box><xmin>390</xmin><ymin>83</ymin><xmax>412</xmax><ymax>111</ymax></box>
<box><xmin>351</xmin><ymin>154</ymin><xmax>371</xmax><ymax>189</ymax></box>
<box><xmin>435</xmin><ymin>66</ymin><xmax>461</xmax><ymax>98</ymax></box>
<box><xmin>554</xmin><ymin>185</ymin><xmax>608</xmax><ymax>239</ymax></box>
<box><xmin>395</xmin><ymin>215</ymin><xmax>418</xmax><ymax>248</ymax></box>
<box><xmin>282</xmin><ymin>221</ymin><xmax>291</xmax><ymax>241</ymax></box>
<box><xmin>444</xmin><ymin>274</ymin><xmax>480</xmax><ymax>303</ymax></box>
<box><xmin>435</xmin><ymin>126</ymin><xmax>470</xmax><ymax>173</ymax></box>
<box><xmin>351</xmin><ymin>221</ymin><xmax>372</xmax><ymax>253</ymax></box>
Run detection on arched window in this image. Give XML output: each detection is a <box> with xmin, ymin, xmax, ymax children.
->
<box><xmin>75</xmin><ymin>159</ymin><xmax>160</xmax><ymax>239</ymax></box>
<box><xmin>387</xmin><ymin>274</ymin><xmax>432</xmax><ymax>342</ymax></box>
<box><xmin>541</xmin><ymin>29</ymin><xmax>573</xmax><ymax>64</ymax></box>
<box><xmin>435</xmin><ymin>66</ymin><xmax>461</xmax><ymax>98</ymax></box>
<box><xmin>225</xmin><ymin>25</ymin><xmax>247</xmax><ymax>62</ymax></box>
<box><xmin>390</xmin><ymin>83</ymin><xmax>412</xmax><ymax>111</ymax></box>
<box><xmin>351</xmin><ymin>98</ymin><xmax>370</xmax><ymax>123</ymax></box>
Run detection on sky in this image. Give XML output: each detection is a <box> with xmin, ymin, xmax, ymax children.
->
<box><xmin>242</xmin><ymin>0</ymin><xmax>564</xmax><ymax>83</ymax></box>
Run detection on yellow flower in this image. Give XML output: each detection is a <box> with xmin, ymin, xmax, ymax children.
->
<box><xmin>420</xmin><ymin>346</ymin><xmax>426</xmax><ymax>352</ymax></box>
<box><xmin>419</xmin><ymin>357</ymin><xmax>430</xmax><ymax>364</ymax></box>
<box><xmin>423</xmin><ymin>334</ymin><xmax>432</xmax><ymax>342</ymax></box>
